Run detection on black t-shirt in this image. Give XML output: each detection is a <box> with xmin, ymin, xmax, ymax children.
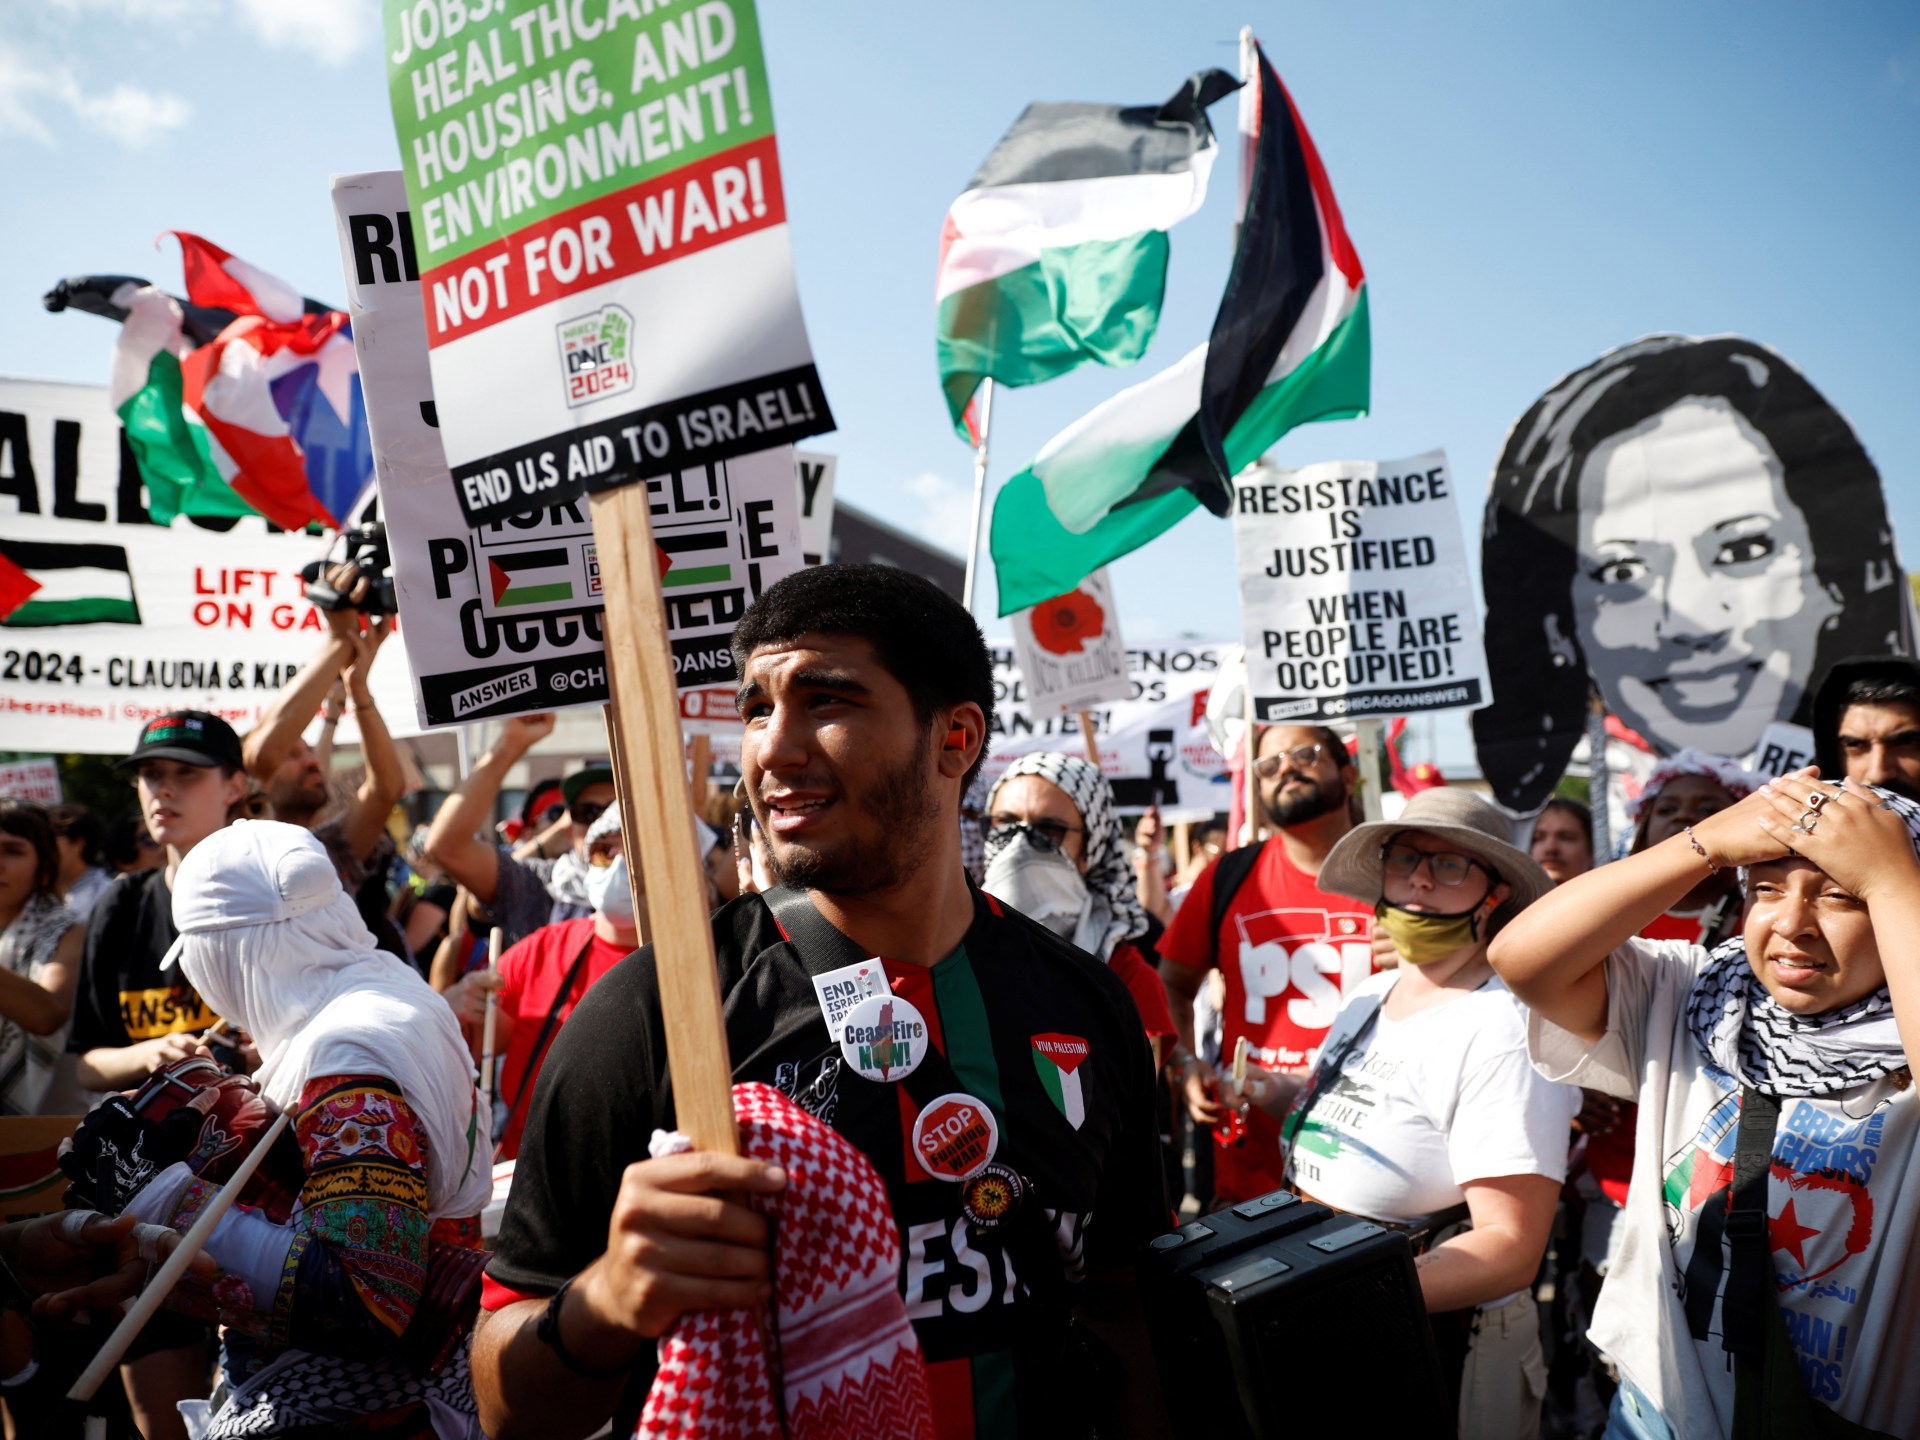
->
<box><xmin>489</xmin><ymin>888</ymin><xmax>1167</xmax><ymax>1438</ymax></box>
<box><xmin>68</xmin><ymin>869</ymin><xmax>218</xmax><ymax>1054</ymax></box>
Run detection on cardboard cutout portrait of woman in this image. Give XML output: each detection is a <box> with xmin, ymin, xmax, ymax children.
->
<box><xmin>1472</xmin><ymin>334</ymin><xmax>1905</xmax><ymax>813</ymax></box>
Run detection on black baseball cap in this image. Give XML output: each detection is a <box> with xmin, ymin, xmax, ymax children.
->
<box><xmin>562</xmin><ymin>761</ymin><xmax>615</xmax><ymax>806</ymax></box>
<box><xmin>117</xmin><ymin>711</ymin><xmax>244</xmax><ymax>771</ymax></box>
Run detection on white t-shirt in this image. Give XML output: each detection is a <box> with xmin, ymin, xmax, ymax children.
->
<box><xmin>1529</xmin><ymin>939</ymin><xmax>1920</xmax><ymax>1438</ymax></box>
<box><xmin>1284</xmin><ymin>970</ymin><xmax>1578</xmax><ymax>1231</ymax></box>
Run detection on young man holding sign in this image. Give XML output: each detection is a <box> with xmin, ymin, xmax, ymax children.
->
<box><xmin>1156</xmin><ymin>724</ymin><xmax>1383</xmax><ymax>1205</ymax></box>
<box><xmin>473</xmin><ymin>565</ymin><xmax>1169</xmax><ymax>1440</ymax></box>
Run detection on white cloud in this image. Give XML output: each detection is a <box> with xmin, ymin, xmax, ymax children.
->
<box><xmin>0</xmin><ymin>39</ymin><xmax>190</xmax><ymax>148</ymax></box>
<box><xmin>231</xmin><ymin>0</ymin><xmax>376</xmax><ymax>66</ymax></box>
<box><xmin>901</xmin><ymin>470</ymin><xmax>981</xmax><ymax>554</ymax></box>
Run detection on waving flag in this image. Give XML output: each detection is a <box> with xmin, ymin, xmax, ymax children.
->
<box><xmin>936</xmin><ymin>69</ymin><xmax>1237</xmax><ymax>438</ymax></box>
<box><xmin>990</xmin><ymin>38</ymin><xmax>1370</xmax><ymax>613</ymax></box>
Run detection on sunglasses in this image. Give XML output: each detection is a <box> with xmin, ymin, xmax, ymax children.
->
<box><xmin>1253</xmin><ymin>743</ymin><xmax>1326</xmax><ymax>780</ymax></box>
<box><xmin>988</xmin><ymin>815</ymin><xmax>1084</xmax><ymax>853</ymax></box>
<box><xmin>569</xmin><ymin>800</ymin><xmax>608</xmax><ymax>827</ymax></box>
<box><xmin>1379</xmin><ymin>840</ymin><xmax>1494</xmax><ymax>888</ymax></box>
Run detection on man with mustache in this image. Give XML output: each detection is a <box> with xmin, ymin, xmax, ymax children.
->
<box><xmin>1156</xmin><ymin>724</ymin><xmax>1382</xmax><ymax>1205</ymax></box>
<box><xmin>1813</xmin><ymin>656</ymin><xmax>1920</xmax><ymax>802</ymax></box>
<box><xmin>472</xmin><ymin>564</ymin><xmax>1169</xmax><ymax>1440</ymax></box>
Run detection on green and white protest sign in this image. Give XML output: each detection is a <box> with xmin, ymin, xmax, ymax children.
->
<box><xmin>384</xmin><ymin>0</ymin><xmax>833</xmax><ymax>528</ymax></box>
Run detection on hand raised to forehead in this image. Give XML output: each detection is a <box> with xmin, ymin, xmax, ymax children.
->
<box><xmin>1754</xmin><ymin>776</ymin><xmax>1920</xmax><ymax>902</ymax></box>
<box><xmin>1688</xmin><ymin>766</ymin><xmax>1813</xmax><ymax>871</ymax></box>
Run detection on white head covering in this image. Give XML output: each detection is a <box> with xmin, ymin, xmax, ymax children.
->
<box><xmin>167</xmin><ymin>821</ymin><xmax>492</xmax><ymax>1219</ymax></box>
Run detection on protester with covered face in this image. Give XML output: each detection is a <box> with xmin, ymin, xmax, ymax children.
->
<box><xmin>1491</xmin><ymin>769</ymin><xmax>1920</xmax><ymax>1438</ymax></box>
<box><xmin>242</xmin><ymin>597</ymin><xmax>407</xmax><ymax>955</ymax></box>
<box><xmin>472</xmin><ymin>565</ymin><xmax>1169</xmax><ymax>1440</ymax></box>
<box><xmin>1813</xmin><ymin>655</ymin><xmax>1920</xmax><ymax>802</ymax></box>
<box><xmin>79</xmin><ymin>820</ymin><xmax>493</xmax><ymax>1437</ymax></box>
<box><xmin>1156</xmin><ymin>724</ymin><xmax>1378</xmax><ymax>1204</ymax></box>
<box><xmin>447</xmin><ymin>803</ymin><xmax>646</xmax><ymax>1160</ymax></box>
<box><xmin>985</xmin><ymin>753</ymin><xmax>1178</xmax><ymax>1061</ymax></box>
<box><xmin>1240</xmin><ymin>788</ymin><xmax>1576</xmax><ymax>1440</ymax></box>
<box><xmin>424</xmin><ymin>712</ymin><xmax>616</xmax><ymax>949</ymax></box>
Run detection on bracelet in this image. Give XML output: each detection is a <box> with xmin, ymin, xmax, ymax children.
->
<box><xmin>534</xmin><ymin>1276</ymin><xmax>633</xmax><ymax>1380</ymax></box>
<box><xmin>1685</xmin><ymin>825</ymin><xmax>1719</xmax><ymax>874</ymax></box>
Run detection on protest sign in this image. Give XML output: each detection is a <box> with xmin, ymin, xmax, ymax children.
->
<box><xmin>1232</xmin><ymin>450</ymin><xmax>1488</xmax><ymax>724</ymax></box>
<box><xmin>0</xmin><ymin>380</ymin><xmax>418</xmax><ymax>753</ymax></box>
<box><xmin>383</xmin><ymin>0</ymin><xmax>834</xmax><ymax>529</ymax></box>
<box><xmin>1473</xmin><ymin>334</ymin><xmax>1909</xmax><ymax>813</ymax></box>
<box><xmin>0</xmin><ymin>759</ymin><xmax>61</xmax><ymax>806</ymax></box>
<box><xmin>795</xmin><ymin>449</ymin><xmax>835</xmax><ymax>565</ymax></box>
<box><xmin>333</xmin><ymin>171</ymin><xmax>806</xmax><ymax>726</ymax></box>
<box><xmin>1009</xmin><ymin>568</ymin><xmax>1131</xmax><ymax>716</ymax></box>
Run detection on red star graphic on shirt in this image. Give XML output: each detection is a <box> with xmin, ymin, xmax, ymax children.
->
<box><xmin>1771</xmin><ymin>1198</ymin><xmax>1822</xmax><ymax>1270</ymax></box>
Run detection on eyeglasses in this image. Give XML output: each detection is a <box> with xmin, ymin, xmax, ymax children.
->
<box><xmin>1253</xmin><ymin>743</ymin><xmax>1325</xmax><ymax>780</ymax></box>
<box><xmin>1380</xmin><ymin>840</ymin><xmax>1492</xmax><ymax>888</ymax></box>
<box><xmin>988</xmin><ymin>815</ymin><xmax>1084</xmax><ymax>853</ymax></box>
<box><xmin>569</xmin><ymin>800</ymin><xmax>607</xmax><ymax>827</ymax></box>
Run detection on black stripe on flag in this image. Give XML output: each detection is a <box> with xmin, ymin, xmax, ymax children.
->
<box><xmin>657</xmin><ymin>532</ymin><xmax>729</xmax><ymax>554</ymax></box>
<box><xmin>492</xmin><ymin>548</ymin><xmax>569</xmax><ymax>573</ymax></box>
<box><xmin>966</xmin><ymin>68</ymin><xmax>1240</xmax><ymax>191</ymax></box>
<box><xmin>1132</xmin><ymin>44</ymin><xmax>1325</xmax><ymax>517</ymax></box>
<box><xmin>0</xmin><ymin>539</ymin><xmax>138</xmax><ymax>575</ymax></box>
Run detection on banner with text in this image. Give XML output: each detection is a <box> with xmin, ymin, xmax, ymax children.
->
<box><xmin>795</xmin><ymin>449</ymin><xmax>834</xmax><ymax>565</ymax></box>
<box><xmin>1232</xmin><ymin>451</ymin><xmax>1489</xmax><ymax>723</ymax></box>
<box><xmin>1009</xmin><ymin>568</ymin><xmax>1131</xmax><ymax>716</ymax></box>
<box><xmin>0</xmin><ymin>381</ymin><xmax>418</xmax><ymax>752</ymax></box>
<box><xmin>334</xmin><ymin>171</ymin><xmax>805</xmax><ymax>726</ymax></box>
<box><xmin>384</xmin><ymin>0</ymin><xmax>833</xmax><ymax>527</ymax></box>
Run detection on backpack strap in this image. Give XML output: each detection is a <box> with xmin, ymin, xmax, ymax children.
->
<box><xmin>1722</xmin><ymin>1087</ymin><xmax>1781</xmax><ymax>1358</ymax></box>
<box><xmin>1205</xmin><ymin>842</ymin><xmax>1265</xmax><ymax>965</ymax></box>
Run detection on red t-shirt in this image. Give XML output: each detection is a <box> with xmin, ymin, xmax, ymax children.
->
<box><xmin>495</xmin><ymin>917</ymin><xmax>632</xmax><ymax>1159</ymax></box>
<box><xmin>1109</xmin><ymin>941</ymin><xmax>1177</xmax><ymax>1040</ymax></box>
<box><xmin>1158</xmin><ymin>840</ymin><xmax>1377</xmax><ymax>1203</ymax></box>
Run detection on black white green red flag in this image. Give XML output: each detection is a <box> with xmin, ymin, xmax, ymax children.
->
<box><xmin>989</xmin><ymin>38</ymin><xmax>1370</xmax><ymax>615</ymax></box>
<box><xmin>935</xmin><ymin>69</ymin><xmax>1238</xmax><ymax>439</ymax></box>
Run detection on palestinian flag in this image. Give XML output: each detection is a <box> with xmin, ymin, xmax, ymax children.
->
<box><xmin>657</xmin><ymin>530</ymin><xmax>733</xmax><ymax>589</ymax></box>
<box><xmin>990</xmin><ymin>39</ymin><xmax>1370</xmax><ymax>614</ymax></box>
<box><xmin>935</xmin><ymin>68</ymin><xmax>1238</xmax><ymax>438</ymax></box>
<box><xmin>0</xmin><ymin>540</ymin><xmax>140</xmax><ymax>627</ymax></box>
<box><xmin>487</xmin><ymin>548</ymin><xmax>575</xmax><ymax>607</ymax></box>
<box><xmin>109</xmin><ymin>286</ymin><xmax>255</xmax><ymax>527</ymax></box>
<box><xmin>1031</xmin><ymin>1033</ymin><xmax>1089</xmax><ymax>1129</ymax></box>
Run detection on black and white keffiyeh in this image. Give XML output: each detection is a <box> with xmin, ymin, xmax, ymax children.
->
<box><xmin>1684</xmin><ymin>782</ymin><xmax>1919</xmax><ymax>1096</ymax></box>
<box><xmin>986</xmin><ymin>752</ymin><xmax>1149</xmax><ymax>961</ymax></box>
<box><xmin>0</xmin><ymin>892</ymin><xmax>77</xmax><ymax>1116</ymax></box>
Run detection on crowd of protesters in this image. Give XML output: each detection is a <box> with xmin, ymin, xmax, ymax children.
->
<box><xmin>0</xmin><ymin>563</ymin><xmax>1915</xmax><ymax>1439</ymax></box>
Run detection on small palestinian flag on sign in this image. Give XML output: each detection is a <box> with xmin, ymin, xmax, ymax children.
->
<box><xmin>487</xmin><ymin>548</ymin><xmax>575</xmax><ymax>608</ymax></box>
<box><xmin>1031</xmin><ymin>1033</ymin><xmax>1089</xmax><ymax>1129</ymax></box>
<box><xmin>0</xmin><ymin>540</ymin><xmax>141</xmax><ymax>627</ymax></box>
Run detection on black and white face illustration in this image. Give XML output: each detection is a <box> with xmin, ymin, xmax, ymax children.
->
<box><xmin>1569</xmin><ymin>396</ymin><xmax>1840</xmax><ymax>757</ymax></box>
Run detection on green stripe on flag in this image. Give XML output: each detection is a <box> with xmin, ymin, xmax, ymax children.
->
<box><xmin>116</xmin><ymin>350</ymin><xmax>255</xmax><ymax>526</ymax></box>
<box><xmin>1033</xmin><ymin>1050</ymin><xmax>1067</xmax><ymax>1112</ymax></box>
<box><xmin>4</xmin><ymin>597</ymin><xmax>139</xmax><ymax>627</ymax></box>
<box><xmin>931</xmin><ymin>945</ymin><xmax>1005</xmax><ymax>1119</ymax></box>
<box><xmin>499</xmin><ymin>582</ymin><xmax>573</xmax><ymax>606</ymax></box>
<box><xmin>990</xmin><ymin>287</ymin><xmax>1371</xmax><ymax>615</ymax></box>
<box><xmin>938</xmin><ymin>231</ymin><xmax>1170</xmax><ymax>435</ymax></box>
<box><xmin>662</xmin><ymin>564</ymin><xmax>732</xmax><ymax>589</ymax></box>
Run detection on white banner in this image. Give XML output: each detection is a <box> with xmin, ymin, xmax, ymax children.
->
<box><xmin>0</xmin><ymin>380</ymin><xmax>417</xmax><ymax>753</ymax></box>
<box><xmin>0</xmin><ymin>759</ymin><xmax>61</xmax><ymax>805</ymax></box>
<box><xmin>1009</xmin><ymin>567</ymin><xmax>1131</xmax><ymax>717</ymax></box>
<box><xmin>1233</xmin><ymin>450</ymin><xmax>1490</xmax><ymax>723</ymax></box>
<box><xmin>333</xmin><ymin>171</ymin><xmax>807</xmax><ymax>727</ymax></box>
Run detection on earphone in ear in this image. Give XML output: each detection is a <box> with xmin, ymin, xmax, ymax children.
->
<box><xmin>945</xmin><ymin>727</ymin><xmax>968</xmax><ymax>751</ymax></box>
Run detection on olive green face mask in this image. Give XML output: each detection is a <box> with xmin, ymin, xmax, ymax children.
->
<box><xmin>1373</xmin><ymin>899</ymin><xmax>1484</xmax><ymax>965</ymax></box>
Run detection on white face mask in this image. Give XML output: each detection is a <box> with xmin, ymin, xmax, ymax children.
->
<box><xmin>984</xmin><ymin>833</ymin><xmax>1090</xmax><ymax>940</ymax></box>
<box><xmin>586</xmin><ymin>854</ymin><xmax>633</xmax><ymax>925</ymax></box>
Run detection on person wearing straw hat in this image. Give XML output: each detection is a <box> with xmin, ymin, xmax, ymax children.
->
<box><xmin>1242</xmin><ymin>787</ymin><xmax>1576</xmax><ymax>1440</ymax></box>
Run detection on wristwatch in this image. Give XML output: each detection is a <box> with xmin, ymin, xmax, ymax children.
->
<box><xmin>535</xmin><ymin>1276</ymin><xmax>633</xmax><ymax>1380</ymax></box>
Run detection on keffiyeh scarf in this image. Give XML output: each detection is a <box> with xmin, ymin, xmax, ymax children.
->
<box><xmin>0</xmin><ymin>892</ymin><xmax>77</xmax><ymax>1115</ymax></box>
<box><xmin>986</xmin><ymin>752</ymin><xmax>1150</xmax><ymax>961</ymax></box>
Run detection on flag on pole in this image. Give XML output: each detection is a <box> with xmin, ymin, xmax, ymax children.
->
<box><xmin>989</xmin><ymin>39</ymin><xmax>1370</xmax><ymax>614</ymax></box>
<box><xmin>935</xmin><ymin>69</ymin><xmax>1238</xmax><ymax>438</ymax></box>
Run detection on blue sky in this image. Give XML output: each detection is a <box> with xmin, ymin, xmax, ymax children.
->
<box><xmin>3</xmin><ymin>2</ymin><xmax>1917</xmax><ymax>766</ymax></box>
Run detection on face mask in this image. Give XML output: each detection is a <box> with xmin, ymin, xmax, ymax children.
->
<box><xmin>984</xmin><ymin>833</ymin><xmax>1090</xmax><ymax>940</ymax></box>
<box><xmin>1374</xmin><ymin>898</ymin><xmax>1484</xmax><ymax>965</ymax></box>
<box><xmin>586</xmin><ymin>854</ymin><xmax>633</xmax><ymax>925</ymax></box>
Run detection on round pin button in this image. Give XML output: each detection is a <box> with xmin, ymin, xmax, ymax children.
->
<box><xmin>911</xmin><ymin>1092</ymin><xmax>999</xmax><ymax>1182</ymax></box>
<box><xmin>961</xmin><ymin>1163</ymin><xmax>1024</xmax><ymax>1229</ymax></box>
<box><xmin>838</xmin><ymin>992</ymin><xmax>928</xmax><ymax>1084</ymax></box>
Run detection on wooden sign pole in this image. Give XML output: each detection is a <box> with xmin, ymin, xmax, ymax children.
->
<box><xmin>1076</xmin><ymin>709</ymin><xmax>1101</xmax><ymax>768</ymax></box>
<box><xmin>588</xmin><ymin>486</ymin><xmax>738</xmax><ymax>1156</ymax></box>
<box><xmin>688</xmin><ymin>733</ymin><xmax>713</xmax><ymax>819</ymax></box>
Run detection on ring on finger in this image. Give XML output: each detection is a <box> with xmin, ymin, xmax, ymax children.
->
<box><xmin>1806</xmin><ymin>791</ymin><xmax>1830</xmax><ymax>811</ymax></box>
<box><xmin>1799</xmin><ymin>810</ymin><xmax>1822</xmax><ymax>831</ymax></box>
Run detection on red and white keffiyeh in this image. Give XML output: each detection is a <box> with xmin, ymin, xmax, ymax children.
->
<box><xmin>639</xmin><ymin>1083</ymin><xmax>935</xmax><ymax>1440</ymax></box>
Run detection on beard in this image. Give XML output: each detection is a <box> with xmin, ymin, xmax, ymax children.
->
<box><xmin>1264</xmin><ymin>770</ymin><xmax>1347</xmax><ymax>829</ymax></box>
<box><xmin>764</xmin><ymin>736</ymin><xmax>943</xmax><ymax>897</ymax></box>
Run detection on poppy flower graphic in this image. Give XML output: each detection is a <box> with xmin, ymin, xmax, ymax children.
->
<box><xmin>1030</xmin><ymin>588</ymin><xmax>1106</xmax><ymax>656</ymax></box>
